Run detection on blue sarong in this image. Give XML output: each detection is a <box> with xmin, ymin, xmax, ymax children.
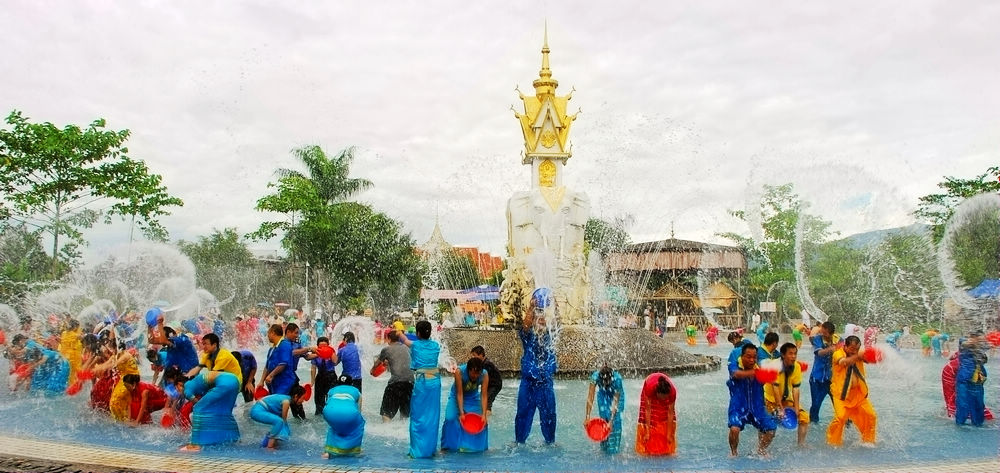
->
<box><xmin>186</xmin><ymin>372</ymin><xmax>241</xmax><ymax>446</ymax></box>
<box><xmin>409</xmin><ymin>371</ymin><xmax>441</xmax><ymax>457</ymax></box>
<box><xmin>440</xmin><ymin>365</ymin><xmax>487</xmax><ymax>453</ymax></box>
<box><xmin>251</xmin><ymin>395</ymin><xmax>290</xmax><ymax>442</ymax></box>
<box><xmin>323</xmin><ymin>385</ymin><xmax>364</xmax><ymax>456</ymax></box>
<box><xmin>592</xmin><ymin>370</ymin><xmax>625</xmax><ymax>454</ymax></box>
<box><xmin>31</xmin><ymin>349</ymin><xmax>69</xmax><ymax>396</ymax></box>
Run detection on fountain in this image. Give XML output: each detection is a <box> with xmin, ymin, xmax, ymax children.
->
<box><xmin>0</xmin><ymin>27</ymin><xmax>998</xmax><ymax>473</ymax></box>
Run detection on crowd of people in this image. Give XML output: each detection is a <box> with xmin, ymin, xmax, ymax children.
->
<box><xmin>0</xmin><ymin>296</ymin><xmax>995</xmax><ymax>463</ymax></box>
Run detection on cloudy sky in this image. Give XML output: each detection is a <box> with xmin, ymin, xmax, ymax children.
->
<box><xmin>2</xmin><ymin>1</ymin><xmax>998</xmax><ymax>263</ymax></box>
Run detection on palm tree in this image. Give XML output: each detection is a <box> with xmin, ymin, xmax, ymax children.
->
<box><xmin>276</xmin><ymin>145</ymin><xmax>373</xmax><ymax>208</ymax></box>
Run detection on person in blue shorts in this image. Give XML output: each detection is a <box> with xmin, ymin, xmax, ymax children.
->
<box><xmin>727</xmin><ymin>343</ymin><xmax>776</xmax><ymax>457</ymax></box>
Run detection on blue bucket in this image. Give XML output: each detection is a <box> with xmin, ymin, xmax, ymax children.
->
<box><xmin>781</xmin><ymin>407</ymin><xmax>798</xmax><ymax>429</ymax></box>
<box><xmin>145</xmin><ymin>307</ymin><xmax>163</xmax><ymax>327</ymax></box>
<box><xmin>532</xmin><ymin>287</ymin><xmax>554</xmax><ymax>309</ymax></box>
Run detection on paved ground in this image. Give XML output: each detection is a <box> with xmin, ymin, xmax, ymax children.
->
<box><xmin>0</xmin><ymin>434</ymin><xmax>996</xmax><ymax>473</ymax></box>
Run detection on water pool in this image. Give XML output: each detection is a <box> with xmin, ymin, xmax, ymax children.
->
<box><xmin>0</xmin><ymin>342</ymin><xmax>996</xmax><ymax>472</ymax></box>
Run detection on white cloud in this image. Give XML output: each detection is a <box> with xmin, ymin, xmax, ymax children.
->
<box><xmin>1</xmin><ymin>1</ymin><xmax>997</xmax><ymax>265</ymax></box>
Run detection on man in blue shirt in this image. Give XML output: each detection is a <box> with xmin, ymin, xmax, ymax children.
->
<box><xmin>809</xmin><ymin>321</ymin><xmax>837</xmax><ymax>424</ymax></box>
<box><xmin>336</xmin><ymin>332</ymin><xmax>363</xmax><ymax>392</ymax></box>
<box><xmin>727</xmin><ymin>343</ymin><xmax>776</xmax><ymax>457</ymax></box>
<box><xmin>259</xmin><ymin>324</ymin><xmax>296</xmax><ymax>396</ymax></box>
<box><xmin>147</xmin><ymin>323</ymin><xmax>199</xmax><ymax>374</ymax></box>
<box><xmin>237</xmin><ymin>349</ymin><xmax>257</xmax><ymax>403</ymax></box>
<box><xmin>515</xmin><ymin>294</ymin><xmax>558</xmax><ymax>444</ymax></box>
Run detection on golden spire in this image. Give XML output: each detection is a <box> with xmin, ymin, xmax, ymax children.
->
<box><xmin>514</xmin><ymin>24</ymin><xmax>578</xmax><ymax>164</ymax></box>
<box><xmin>532</xmin><ymin>21</ymin><xmax>559</xmax><ymax>96</ymax></box>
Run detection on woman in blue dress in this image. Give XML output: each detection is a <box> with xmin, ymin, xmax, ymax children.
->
<box><xmin>250</xmin><ymin>385</ymin><xmax>305</xmax><ymax>450</ymax></box>
<box><xmin>584</xmin><ymin>365</ymin><xmax>625</xmax><ymax>453</ymax></box>
<box><xmin>401</xmin><ymin>320</ymin><xmax>441</xmax><ymax>458</ymax></box>
<box><xmin>179</xmin><ymin>371</ymin><xmax>241</xmax><ymax>452</ymax></box>
<box><xmin>322</xmin><ymin>382</ymin><xmax>365</xmax><ymax>457</ymax></box>
<box><xmin>440</xmin><ymin>357</ymin><xmax>489</xmax><ymax>453</ymax></box>
<box><xmin>28</xmin><ymin>344</ymin><xmax>70</xmax><ymax>396</ymax></box>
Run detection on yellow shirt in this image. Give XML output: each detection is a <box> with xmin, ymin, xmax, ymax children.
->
<box><xmin>201</xmin><ymin>347</ymin><xmax>243</xmax><ymax>385</ymax></box>
<box><xmin>831</xmin><ymin>348</ymin><xmax>868</xmax><ymax>408</ymax></box>
<box><xmin>765</xmin><ymin>362</ymin><xmax>802</xmax><ymax>406</ymax></box>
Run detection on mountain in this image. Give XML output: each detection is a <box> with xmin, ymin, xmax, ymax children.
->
<box><xmin>837</xmin><ymin>223</ymin><xmax>932</xmax><ymax>249</ymax></box>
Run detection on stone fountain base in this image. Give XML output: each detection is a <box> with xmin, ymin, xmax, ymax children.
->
<box><xmin>441</xmin><ymin>325</ymin><xmax>720</xmax><ymax>379</ymax></box>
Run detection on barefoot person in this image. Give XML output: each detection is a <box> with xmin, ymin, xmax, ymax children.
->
<box><xmin>727</xmin><ymin>344</ymin><xmax>777</xmax><ymax>457</ymax></box>
<box><xmin>400</xmin><ymin>320</ymin><xmax>441</xmax><ymax>458</ymax></box>
<box><xmin>765</xmin><ymin>343</ymin><xmax>809</xmax><ymax>446</ymax></box>
<box><xmin>180</xmin><ymin>371</ymin><xmax>241</xmax><ymax>452</ymax></box>
<box><xmin>250</xmin><ymin>384</ymin><xmax>306</xmax><ymax>450</ymax></box>
<box><xmin>515</xmin><ymin>289</ymin><xmax>558</xmax><ymax>445</ymax></box>
<box><xmin>826</xmin><ymin>336</ymin><xmax>877</xmax><ymax>446</ymax></box>
<box><xmin>636</xmin><ymin>372</ymin><xmax>676</xmax><ymax>456</ymax></box>
<box><xmin>585</xmin><ymin>365</ymin><xmax>625</xmax><ymax>454</ymax></box>
<box><xmin>440</xmin><ymin>357</ymin><xmax>490</xmax><ymax>453</ymax></box>
<box><xmin>322</xmin><ymin>382</ymin><xmax>365</xmax><ymax>457</ymax></box>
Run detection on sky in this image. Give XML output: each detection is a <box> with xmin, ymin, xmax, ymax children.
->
<box><xmin>2</xmin><ymin>1</ymin><xmax>998</xmax><ymax>264</ymax></box>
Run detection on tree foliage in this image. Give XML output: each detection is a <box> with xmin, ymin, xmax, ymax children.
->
<box><xmin>719</xmin><ymin>183</ymin><xmax>833</xmax><ymax>321</ymax></box>
<box><xmin>0</xmin><ymin>110</ymin><xmax>183</xmax><ymax>272</ymax></box>
<box><xmin>584</xmin><ymin>216</ymin><xmax>633</xmax><ymax>258</ymax></box>
<box><xmin>0</xmin><ymin>223</ymin><xmax>59</xmax><ymax>305</ymax></box>
<box><xmin>249</xmin><ymin>145</ymin><xmax>422</xmax><ymax>310</ymax></box>
<box><xmin>943</xmin><ymin>204</ymin><xmax>1000</xmax><ymax>288</ymax></box>
<box><xmin>915</xmin><ymin>166</ymin><xmax>1000</xmax><ymax>243</ymax></box>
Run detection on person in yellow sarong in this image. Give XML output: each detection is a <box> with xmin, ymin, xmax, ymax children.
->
<box><xmin>826</xmin><ymin>335</ymin><xmax>877</xmax><ymax>446</ymax></box>
<box><xmin>58</xmin><ymin>319</ymin><xmax>83</xmax><ymax>385</ymax></box>
<box><xmin>109</xmin><ymin>352</ymin><xmax>141</xmax><ymax>422</ymax></box>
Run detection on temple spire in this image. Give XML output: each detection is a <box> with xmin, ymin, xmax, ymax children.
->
<box><xmin>532</xmin><ymin>22</ymin><xmax>558</xmax><ymax>96</ymax></box>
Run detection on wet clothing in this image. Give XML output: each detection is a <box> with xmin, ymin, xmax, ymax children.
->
<box><xmin>337</xmin><ymin>342</ymin><xmax>362</xmax><ymax>379</ymax></box>
<box><xmin>826</xmin><ymin>348</ymin><xmax>876</xmax><ymax>445</ymax></box>
<box><xmin>591</xmin><ymin>370</ymin><xmax>625</xmax><ymax>454</ymax></box>
<box><xmin>932</xmin><ymin>334</ymin><xmax>949</xmax><ymax>357</ymax></box>
<box><xmin>265</xmin><ymin>339</ymin><xmax>296</xmax><ymax>395</ymax></box>
<box><xmin>765</xmin><ymin>362</ymin><xmax>810</xmax><ymax>425</ymax></box>
<box><xmin>756</xmin><ymin>321</ymin><xmax>769</xmax><ymax>344</ymax></box>
<box><xmin>809</xmin><ymin>335</ymin><xmax>836</xmax><ymax>424</ymax></box>
<box><xmin>90</xmin><ymin>371</ymin><xmax>118</xmax><ymax>413</ymax></box>
<box><xmin>408</xmin><ymin>339</ymin><xmax>441</xmax><ymax>458</ymax></box>
<box><xmin>129</xmin><ymin>382</ymin><xmax>167</xmax><ymax>424</ymax></box>
<box><xmin>58</xmin><ymin>328</ymin><xmax>83</xmax><ymax>386</ymax></box>
<box><xmin>237</xmin><ymin>350</ymin><xmax>257</xmax><ymax>402</ymax></box>
<box><xmin>482</xmin><ymin>358</ymin><xmax>502</xmax><ymax>411</ymax></box>
<box><xmin>886</xmin><ymin>331</ymin><xmax>902</xmax><ymax>351</ymax></box>
<box><xmin>728</xmin><ymin>356</ymin><xmax>777</xmax><ymax>433</ymax></box>
<box><xmin>323</xmin><ymin>385</ymin><xmax>364</xmax><ymax>456</ymax></box>
<box><xmin>727</xmin><ymin>339</ymin><xmax>753</xmax><ymax>367</ymax></box>
<box><xmin>637</xmin><ymin>373</ymin><xmax>676</xmax><ymax>456</ymax></box>
<box><xmin>941</xmin><ymin>354</ymin><xmax>959</xmax><ymax>417</ymax></box>
<box><xmin>30</xmin><ymin>347</ymin><xmax>70</xmax><ymax>396</ymax></box>
<box><xmin>185</xmin><ymin>372</ymin><xmax>241</xmax><ymax>446</ymax></box>
<box><xmin>250</xmin><ymin>394</ymin><xmax>291</xmax><ymax>442</ymax></box>
<box><xmin>441</xmin><ymin>364</ymin><xmax>488</xmax><ymax>452</ymax></box>
<box><xmin>377</xmin><ymin>341</ymin><xmax>413</xmax><ymax>420</ymax></box>
<box><xmin>312</xmin><ymin>355</ymin><xmax>338</xmax><ymax>414</ymax></box>
<box><xmin>165</xmin><ymin>334</ymin><xmax>199</xmax><ymax>373</ymax></box>
<box><xmin>515</xmin><ymin>328</ymin><xmax>557</xmax><ymax>444</ymax></box>
<box><xmin>200</xmin><ymin>347</ymin><xmax>242</xmax><ymax>385</ymax></box>
<box><xmin>955</xmin><ymin>342</ymin><xmax>989</xmax><ymax>426</ymax></box>
<box><xmin>757</xmin><ymin>346</ymin><xmax>779</xmax><ymax>364</ymax></box>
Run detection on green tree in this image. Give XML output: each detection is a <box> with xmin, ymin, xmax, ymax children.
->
<box><xmin>0</xmin><ymin>223</ymin><xmax>58</xmax><ymax>304</ymax></box>
<box><xmin>943</xmin><ymin>204</ymin><xmax>1000</xmax><ymax>288</ymax></box>
<box><xmin>584</xmin><ymin>216</ymin><xmax>633</xmax><ymax>258</ymax></box>
<box><xmin>0</xmin><ymin>110</ymin><xmax>183</xmax><ymax>274</ymax></box>
<box><xmin>719</xmin><ymin>183</ymin><xmax>833</xmax><ymax>321</ymax></box>
<box><xmin>915</xmin><ymin>166</ymin><xmax>999</xmax><ymax>243</ymax></box>
<box><xmin>249</xmin><ymin>145</ymin><xmax>422</xmax><ymax>310</ymax></box>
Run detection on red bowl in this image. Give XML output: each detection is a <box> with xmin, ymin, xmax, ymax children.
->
<box><xmin>301</xmin><ymin>383</ymin><xmax>312</xmax><ymax>402</ymax></box>
<box><xmin>77</xmin><ymin>370</ymin><xmax>93</xmax><ymax>381</ymax></box>
<box><xmin>161</xmin><ymin>412</ymin><xmax>174</xmax><ymax>428</ymax></box>
<box><xmin>755</xmin><ymin>368</ymin><xmax>779</xmax><ymax>384</ymax></box>
<box><xmin>461</xmin><ymin>413</ymin><xmax>487</xmax><ymax>435</ymax></box>
<box><xmin>863</xmin><ymin>347</ymin><xmax>884</xmax><ymax>364</ymax></box>
<box><xmin>316</xmin><ymin>345</ymin><xmax>334</xmax><ymax>359</ymax></box>
<box><xmin>372</xmin><ymin>363</ymin><xmax>387</xmax><ymax>377</ymax></box>
<box><xmin>585</xmin><ymin>417</ymin><xmax>610</xmax><ymax>441</ymax></box>
<box><xmin>798</xmin><ymin>361</ymin><xmax>809</xmax><ymax>372</ymax></box>
<box><xmin>254</xmin><ymin>385</ymin><xmax>269</xmax><ymax>400</ymax></box>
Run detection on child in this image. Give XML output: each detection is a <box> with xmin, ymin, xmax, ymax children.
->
<box><xmin>250</xmin><ymin>384</ymin><xmax>306</xmax><ymax>450</ymax></box>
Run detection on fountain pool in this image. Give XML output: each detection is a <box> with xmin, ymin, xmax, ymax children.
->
<box><xmin>0</xmin><ymin>341</ymin><xmax>995</xmax><ymax>472</ymax></box>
